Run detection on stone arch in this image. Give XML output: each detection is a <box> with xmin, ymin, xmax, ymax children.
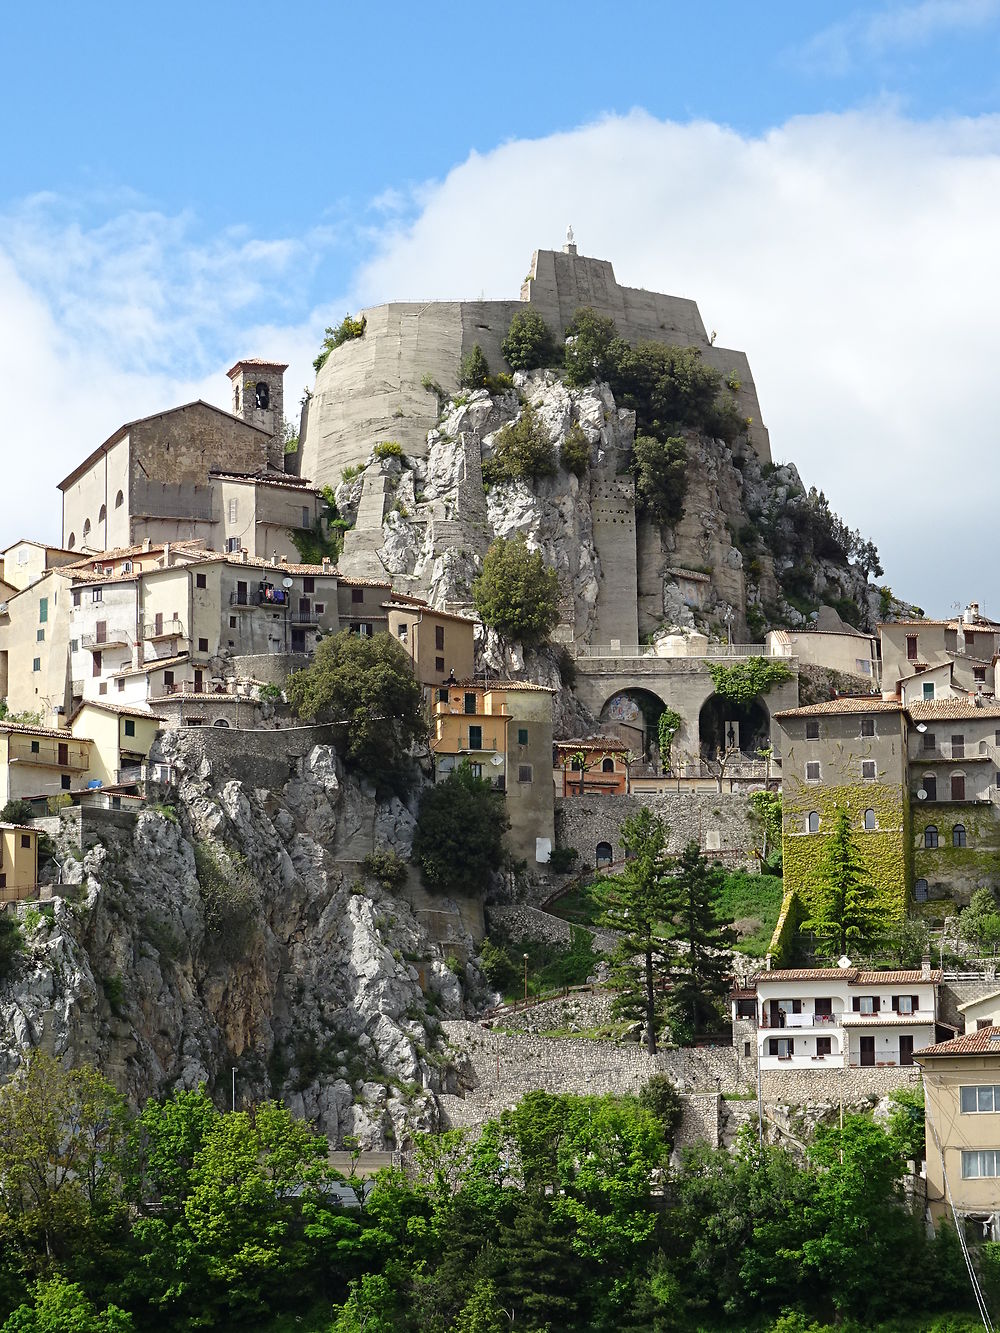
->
<box><xmin>598</xmin><ymin>686</ymin><xmax>669</xmax><ymax>760</ymax></box>
<box><xmin>596</xmin><ymin>840</ymin><xmax>613</xmax><ymax>868</ymax></box>
<box><xmin>698</xmin><ymin>692</ymin><xmax>770</xmax><ymax>759</ymax></box>
<box><xmin>213</xmin><ymin>718</ymin><xmax>231</xmax><ymax>728</ymax></box>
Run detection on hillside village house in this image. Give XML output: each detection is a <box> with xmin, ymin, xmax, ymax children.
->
<box><xmin>553</xmin><ymin>738</ymin><xmax>630</xmax><ymax>797</ymax></box>
<box><xmin>68</xmin><ymin>701</ymin><xmax>163</xmax><ymax>789</ymax></box>
<box><xmin>384</xmin><ymin>602</ymin><xmax>476</xmax><ymax>694</ymax></box>
<box><xmin>431</xmin><ymin>680</ymin><xmax>555</xmax><ymax>864</ymax></box>
<box><xmin>916</xmin><ymin>1028</ymin><xmax>1000</xmax><ymax>1234</ymax></box>
<box><xmin>0</xmin><ymin>722</ymin><xmax>92</xmax><ymax>805</ymax></box>
<box><xmin>0</xmin><ymin>823</ymin><xmax>39</xmax><ymax>903</ymax></box>
<box><xmin>0</xmin><ymin>540</ymin><xmax>78</xmax><ymax>596</ymax></box>
<box><xmin>879</xmin><ymin>605</ymin><xmax>1000</xmax><ymax>697</ymax></box>
<box><xmin>732</xmin><ymin>966</ymin><xmax>943</xmax><ymax>1075</ymax></box>
<box><xmin>768</xmin><ymin>626</ymin><xmax>879</xmax><ymax>684</ymax></box>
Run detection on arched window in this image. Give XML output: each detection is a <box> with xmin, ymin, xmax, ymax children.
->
<box><xmin>114</xmin><ymin>490</ymin><xmax>124</xmax><ymax>509</ymax></box>
<box><xmin>953</xmin><ymin>823</ymin><xmax>967</xmax><ymax>848</ymax></box>
<box><xmin>596</xmin><ymin>841</ymin><xmax>613</xmax><ymax>867</ymax></box>
<box><xmin>82</xmin><ymin>518</ymin><xmax>91</xmax><ymax>539</ymax></box>
<box><xmin>601</xmin><ymin>757</ymin><xmax>615</xmax><ymax>772</ymax></box>
<box><xmin>924</xmin><ymin>824</ymin><xmax>939</xmax><ymax>849</ymax></box>
<box><xmin>98</xmin><ymin>504</ymin><xmax>106</xmax><ymax>523</ymax></box>
<box><xmin>914</xmin><ymin>878</ymin><xmax>929</xmax><ymax>902</ymax></box>
<box><xmin>67</xmin><ymin>532</ymin><xmax>75</xmax><ymax>549</ymax></box>
<box><xmin>864</xmin><ymin>808</ymin><xmax>876</xmax><ymax>830</ymax></box>
<box><xmin>212</xmin><ymin>718</ymin><xmax>231</xmax><ymax>728</ymax></box>
<box><xmin>807</xmin><ymin>811</ymin><xmax>820</xmax><ymax>833</ymax></box>
<box><xmin>255</xmin><ymin>381</ymin><xmax>270</xmax><ymax>410</ymax></box>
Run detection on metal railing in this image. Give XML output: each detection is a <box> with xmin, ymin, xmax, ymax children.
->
<box><xmin>572</xmin><ymin>642</ymin><xmax>769</xmax><ymax>660</ymax></box>
<box><xmin>142</xmin><ymin>618</ymin><xmax>184</xmax><ymax>639</ymax></box>
<box><xmin>81</xmin><ymin>629</ymin><xmax>131</xmax><ymax>649</ymax></box>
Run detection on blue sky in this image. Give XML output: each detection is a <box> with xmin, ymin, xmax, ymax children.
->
<box><xmin>4</xmin><ymin>1</ymin><xmax>1000</xmax><ymax>613</ymax></box>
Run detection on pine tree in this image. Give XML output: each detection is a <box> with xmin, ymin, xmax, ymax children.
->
<box><xmin>802</xmin><ymin>807</ymin><xmax>887</xmax><ymax>958</ymax></box>
<box><xmin>458</xmin><ymin>342</ymin><xmax>490</xmax><ymax>390</ymax></box>
<box><xmin>665</xmin><ymin>843</ymin><xmax>736</xmax><ymax>1036</ymax></box>
<box><xmin>597</xmin><ymin>809</ymin><xmax>674</xmax><ymax>1054</ymax></box>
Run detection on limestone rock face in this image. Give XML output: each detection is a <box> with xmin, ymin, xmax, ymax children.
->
<box><xmin>0</xmin><ymin>738</ymin><xmax>475</xmax><ymax>1150</ymax></box>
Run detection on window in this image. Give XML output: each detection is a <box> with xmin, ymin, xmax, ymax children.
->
<box><xmin>70</xmin><ymin>639</ymin><xmax>78</xmax><ymax>654</ymax></box>
<box><xmin>744</xmin><ymin>1041</ymin><xmax>752</xmax><ymax>1058</ymax></box>
<box><xmin>83</xmin><ymin>518</ymin><xmax>91</xmax><ymax>539</ymax></box>
<box><xmin>519</xmin><ymin>728</ymin><xmax>530</xmax><ymax>746</ymax></box>
<box><xmin>299</xmin><ymin>597</ymin><xmax>310</xmax><ymax>615</ymax></box>
<box><xmin>857</xmin><ymin>995</ymin><xmax>878</xmax><ymax>1014</ymax></box>
<box><xmin>30</xmin><ymin>740</ymin><xmax>39</xmax><ymax>754</ymax></box>
<box><xmin>60</xmin><ymin>775</ymin><xmax>71</xmax><ymax>791</ymax></box>
<box><xmin>57</xmin><ymin>742</ymin><xmax>67</xmax><ymax>765</ymax></box>
<box><xmin>116</xmin><ymin>679</ymin><xmax>124</xmax><ymax>692</ymax></box>
<box><xmin>397</xmin><ymin>624</ymin><xmax>408</xmax><ymax>639</ymax></box>
<box><xmin>922</xmin><ymin>681</ymin><xmax>935</xmax><ymax>700</ymax></box>
<box><xmin>962</xmin><ymin>1150</ymin><xmax>1000</xmax><ymax>1178</ymax></box>
<box><xmin>596</xmin><ymin>841</ymin><xmax>613</xmax><ymax>866</ymax></box>
<box><xmin>767</xmin><ymin>1038</ymin><xmax>794</xmax><ymax>1058</ymax></box>
<box><xmin>198</xmin><ymin>638</ymin><xmax>208</xmax><ymax>653</ymax></box>
<box><xmin>864</xmin><ymin>808</ymin><xmax>876</xmax><ymax>830</ymax></box>
<box><xmin>952</xmin><ymin>772</ymin><xmax>966</xmax><ymax>801</ymax></box>
<box><xmin>38</xmin><ymin>597</ymin><xmax>47</xmax><ymax>624</ymax></box>
<box><xmin>437</xmin><ymin>688</ymin><xmax>448</xmax><ymax>703</ymax></box>
<box><xmin>303</xmin><ymin>577</ymin><xmax>314</xmax><ymax>593</ymax></box>
<box><xmin>15</xmin><ymin>546</ymin><xmax>28</xmax><ymax>566</ymax></box>
<box><xmin>226</xmin><ymin>538</ymin><xmax>241</xmax><ymax>553</ymax></box>
<box><xmin>435</xmin><ymin>624</ymin><xmax>445</xmax><ymax>651</ymax></box>
<box><xmin>20</xmin><ymin>835</ymin><xmax>30</xmax><ymax>850</ymax></box>
<box><xmin>92</xmin><ymin>588</ymin><xmax>102</xmax><ymax>603</ymax></box>
<box><xmin>907</xmin><ymin>634</ymin><xmax>918</xmax><ymax>660</ymax></box>
<box><xmin>952</xmin><ymin>734</ymin><xmax>966</xmax><ymax>759</ymax></box>
<box><xmin>124</xmin><ymin>720</ymin><xmax>135</xmax><ymax>738</ymax></box>
<box><xmin>469</xmin><ymin>762</ymin><xmax>482</xmax><ymax>778</ymax></box>
<box><xmin>302</xmin><ymin>507</ymin><xmax>310</xmax><ymax>528</ymax></box>
<box><xmin>860</xmin><ymin>717</ymin><xmax>875</xmax><ymax>737</ymax></box>
<box><xmin>807</xmin><ymin>811</ymin><xmax>820</xmax><ymax>833</ymax></box>
<box><xmin>315</xmin><ymin>602</ymin><xmax>324</xmax><ymax>614</ymax></box>
<box><xmin>435</xmin><ymin>656</ymin><xmax>445</xmax><ymax>673</ymax></box>
<box><xmin>915</xmin><ymin>878</ymin><xmax>928</xmax><ymax>902</ymax></box>
<box><xmin>923</xmin><ymin>731</ymin><xmax>936</xmax><ymax>750</ymax></box>
<box><xmin>228</xmin><ymin>499</ymin><xmax>238</xmax><ymax>523</ymax></box>
<box><xmin>816</xmin><ymin>1036</ymin><xmax>832</xmax><ymax>1057</ymax></box>
<box><xmin>92</xmin><ymin>652</ymin><xmax>101</xmax><ymax>676</ymax></box>
<box><xmin>518</xmin><ymin>764</ymin><xmax>533</xmax><ymax>784</ymax></box>
<box><xmin>925</xmin><ymin>824</ymin><xmax>939</xmax><ymax>848</ymax></box>
<box><xmin>961</xmin><ymin>1086</ymin><xmax>1000</xmax><ymax>1113</ymax></box>
<box><xmin>602</xmin><ymin>756</ymin><xmax>615</xmax><ymax>772</ymax></box>
<box><xmin>923</xmin><ymin>773</ymin><xmax>937</xmax><ymax>801</ymax></box>
<box><xmin>861</xmin><ymin>760</ymin><xmax>877</xmax><ymax>780</ymax></box>
<box><xmin>953</xmin><ymin>823</ymin><xmax>967</xmax><ymax>848</ymax></box>
<box><xmin>351</xmin><ymin>588</ymin><xmax>364</xmax><ymax>604</ymax></box>
<box><xmin>72</xmin><ymin>589</ymin><xmax>81</xmax><ymax>607</ymax></box>
<box><xmin>115</xmin><ymin>489</ymin><xmax>123</xmax><ymax>509</ymax></box>
<box><xmin>975</xmin><ymin>666</ymin><xmax>987</xmax><ymax>682</ymax></box>
<box><xmin>32</xmin><ymin>657</ymin><xmax>40</xmax><ymax>672</ymax></box>
<box><xmin>893</xmin><ymin>994</ymin><xmax>917</xmax><ymax>1014</ymax></box>
<box><xmin>464</xmin><ymin>693</ymin><xmax>477</xmax><ymax>715</ymax></box>
<box><xmin>468</xmin><ymin>725</ymin><xmax>482</xmax><ymax>750</ymax></box>
<box><xmin>163</xmin><ymin>671</ymin><xmax>174</xmax><ymax>688</ymax></box>
<box><xmin>229</xmin><ymin>616</ymin><xmax>237</xmax><ymax>629</ymax></box>
<box><xmin>805</xmin><ymin>719</ymin><xmax>820</xmax><ymax>739</ymax></box>
<box><xmin>196</xmin><ymin>573</ymin><xmax>207</xmax><ymax>589</ymax></box>
<box><xmin>806</xmin><ymin>761</ymin><xmax>821</xmax><ymax>781</ymax></box>
<box><xmin>36</xmin><ymin>629</ymin><xmax>44</xmax><ymax>642</ymax></box>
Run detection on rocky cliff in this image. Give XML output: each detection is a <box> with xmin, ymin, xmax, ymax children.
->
<box><xmin>0</xmin><ymin>735</ymin><xmax>483</xmax><ymax>1149</ymax></box>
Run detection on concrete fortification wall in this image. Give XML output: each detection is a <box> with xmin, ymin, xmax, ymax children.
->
<box><xmin>299</xmin><ymin>245</ymin><xmax>771</xmax><ymax>484</ymax></box>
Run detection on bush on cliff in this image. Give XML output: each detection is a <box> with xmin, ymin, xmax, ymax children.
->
<box><xmin>458</xmin><ymin>343</ymin><xmax>490</xmax><ymax>391</ymax></box>
<box><xmin>501</xmin><ymin>309</ymin><xmax>556</xmax><ymax>371</ymax></box>
<box><xmin>312</xmin><ymin>313</ymin><xmax>367</xmax><ymax>373</ymax></box>
<box><xmin>481</xmin><ymin>404</ymin><xmax>557</xmax><ymax>486</ymax></box>
<box><xmin>472</xmin><ymin>535</ymin><xmax>560</xmax><ymax>648</ymax></box>
<box><xmin>286</xmin><ymin>630</ymin><xmax>426</xmax><ymax>793</ymax></box>
<box><xmin>413</xmin><ymin>763</ymin><xmax>509</xmax><ymax>897</ymax></box>
<box><xmin>631</xmin><ymin>433</ymin><xmax>689</xmax><ymax>527</ymax></box>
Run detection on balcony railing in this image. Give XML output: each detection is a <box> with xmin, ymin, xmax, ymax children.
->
<box><xmin>572</xmin><ymin>642</ymin><xmax>769</xmax><ymax>661</ymax></box>
<box><xmin>142</xmin><ymin>618</ymin><xmax>184</xmax><ymax>640</ymax></box>
<box><xmin>81</xmin><ymin>629</ymin><xmax>131</xmax><ymax>650</ymax></box>
<box><xmin>288</xmin><ymin>610</ymin><xmax>319</xmax><ymax>625</ymax></box>
<box><xmin>458</xmin><ymin>734</ymin><xmax>500</xmax><ymax>752</ymax></box>
<box><xmin>760</xmin><ymin>1013</ymin><xmax>841</xmax><ymax>1031</ymax></box>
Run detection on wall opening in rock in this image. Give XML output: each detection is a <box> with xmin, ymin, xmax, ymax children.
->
<box><xmin>698</xmin><ymin>693</ymin><xmax>769</xmax><ymax>759</ymax></box>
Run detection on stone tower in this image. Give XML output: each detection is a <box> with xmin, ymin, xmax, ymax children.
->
<box><xmin>226</xmin><ymin>359</ymin><xmax>288</xmax><ymax>470</ymax></box>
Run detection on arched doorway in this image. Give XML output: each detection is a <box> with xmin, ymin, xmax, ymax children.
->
<box><xmin>596</xmin><ymin>841</ymin><xmax>613</xmax><ymax>868</ymax></box>
<box><xmin>598</xmin><ymin>687</ymin><xmax>668</xmax><ymax>760</ymax></box>
<box><xmin>698</xmin><ymin>693</ymin><xmax>769</xmax><ymax>759</ymax></box>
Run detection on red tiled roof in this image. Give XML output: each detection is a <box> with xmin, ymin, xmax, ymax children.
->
<box><xmin>754</xmin><ymin>968</ymin><xmax>940</xmax><ymax>986</ymax></box>
<box><xmin>225</xmin><ymin>359</ymin><xmax>289</xmax><ymax>376</ymax></box>
<box><xmin>775</xmin><ymin>698</ymin><xmax>901</xmax><ymax>719</ymax></box>
<box><xmin>907</xmin><ymin>699</ymin><xmax>1000</xmax><ymax>721</ymax></box>
<box><xmin>916</xmin><ymin>1027</ymin><xmax>1000</xmax><ymax>1058</ymax></box>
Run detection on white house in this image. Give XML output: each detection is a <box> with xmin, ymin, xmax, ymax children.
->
<box><xmin>734</xmin><ymin>965</ymin><xmax>942</xmax><ymax>1072</ymax></box>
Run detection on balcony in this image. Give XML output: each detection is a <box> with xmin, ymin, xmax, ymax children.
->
<box><xmin>81</xmin><ymin>628</ymin><xmax>131</xmax><ymax>649</ymax></box>
<box><xmin>913</xmin><ymin>742</ymin><xmax>987</xmax><ymax>762</ymax></box>
<box><xmin>288</xmin><ymin>610</ymin><xmax>319</xmax><ymax>625</ymax></box>
<box><xmin>457</xmin><ymin>733</ymin><xmax>501</xmax><ymax>752</ymax></box>
<box><xmin>760</xmin><ymin>1012</ymin><xmax>842</xmax><ymax>1032</ymax></box>
<box><xmin>142</xmin><ymin>617</ymin><xmax>185</xmax><ymax>640</ymax></box>
<box><xmin>230</xmin><ymin>589</ymin><xmax>290</xmax><ymax>609</ymax></box>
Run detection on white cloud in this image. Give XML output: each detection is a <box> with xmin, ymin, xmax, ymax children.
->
<box><xmin>350</xmin><ymin>108</ymin><xmax>1000</xmax><ymax>614</ymax></box>
<box><xmin>6</xmin><ymin>107</ymin><xmax>1000</xmax><ymax>614</ymax></box>
<box><xmin>798</xmin><ymin>0</ymin><xmax>1000</xmax><ymax>75</ymax></box>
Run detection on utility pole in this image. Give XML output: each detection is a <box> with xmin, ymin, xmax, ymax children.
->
<box><xmin>523</xmin><ymin>953</ymin><xmax>529</xmax><ymax>1006</ymax></box>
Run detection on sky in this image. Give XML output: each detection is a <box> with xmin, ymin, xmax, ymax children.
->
<box><xmin>3</xmin><ymin>1</ymin><xmax>1000</xmax><ymax>616</ymax></box>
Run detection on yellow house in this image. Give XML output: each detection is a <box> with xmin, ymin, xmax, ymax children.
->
<box><xmin>0</xmin><ymin>723</ymin><xmax>92</xmax><ymax>805</ymax></box>
<box><xmin>0</xmin><ymin>823</ymin><xmax>39</xmax><ymax>902</ymax></box>
<box><xmin>69</xmin><ymin>701</ymin><xmax>164</xmax><ymax>787</ymax></box>
<box><xmin>384</xmin><ymin>602</ymin><xmax>476</xmax><ymax>693</ymax></box>
<box><xmin>917</xmin><ymin>1027</ymin><xmax>1000</xmax><ymax>1233</ymax></box>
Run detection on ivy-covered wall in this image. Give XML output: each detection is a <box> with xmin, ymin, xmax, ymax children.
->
<box><xmin>781</xmin><ymin>781</ymin><xmax>910</xmax><ymax>922</ymax></box>
<box><xmin>768</xmin><ymin>888</ymin><xmax>804</xmax><ymax>965</ymax></box>
<box><xmin>912</xmin><ymin>801</ymin><xmax>1000</xmax><ymax>913</ymax></box>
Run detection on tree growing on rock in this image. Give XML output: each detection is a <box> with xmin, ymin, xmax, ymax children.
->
<box><xmin>631</xmin><ymin>434</ymin><xmax>689</xmax><ymax>528</ymax></box>
<box><xmin>802</xmin><ymin>807</ymin><xmax>887</xmax><ymax>959</ymax></box>
<box><xmin>458</xmin><ymin>343</ymin><xmax>490</xmax><ymax>391</ymax></box>
<box><xmin>472</xmin><ymin>536</ymin><xmax>560</xmax><ymax>649</ymax></box>
<box><xmin>285</xmin><ymin>631</ymin><xmax>426</xmax><ymax>793</ymax></box>
<box><xmin>501</xmin><ymin>309</ymin><xmax>556</xmax><ymax>371</ymax></box>
<box><xmin>413</xmin><ymin>763</ymin><xmax>509</xmax><ymax>896</ymax></box>
<box><xmin>481</xmin><ymin>405</ymin><xmax>557</xmax><ymax>486</ymax></box>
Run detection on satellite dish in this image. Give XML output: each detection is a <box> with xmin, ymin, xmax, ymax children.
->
<box><xmin>916</xmin><ymin>723</ymin><xmax>928</xmax><ymax>733</ymax></box>
<box><xmin>282</xmin><ymin>577</ymin><xmax>293</xmax><ymax>588</ymax></box>
<box><xmin>490</xmin><ymin>753</ymin><xmax>504</xmax><ymax>767</ymax></box>
<box><xmin>917</xmin><ymin>788</ymin><xmax>928</xmax><ymax>800</ymax></box>
<box><xmin>837</xmin><ymin>955</ymin><xmax>852</xmax><ymax>969</ymax></box>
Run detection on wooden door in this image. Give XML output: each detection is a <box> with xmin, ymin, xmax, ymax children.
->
<box><xmin>899</xmin><ymin>1035</ymin><xmax>914</xmax><ymax>1066</ymax></box>
<box><xmin>952</xmin><ymin>773</ymin><xmax>966</xmax><ymax>801</ymax></box>
<box><xmin>859</xmin><ymin>1036</ymin><xmax>876</xmax><ymax>1067</ymax></box>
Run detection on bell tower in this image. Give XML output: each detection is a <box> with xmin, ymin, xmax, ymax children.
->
<box><xmin>226</xmin><ymin>359</ymin><xmax>288</xmax><ymax>469</ymax></box>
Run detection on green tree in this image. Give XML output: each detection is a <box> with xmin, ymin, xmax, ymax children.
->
<box><xmin>413</xmin><ymin>763</ymin><xmax>509</xmax><ymax>896</ymax></box>
<box><xmin>481</xmin><ymin>404</ymin><xmax>557</xmax><ymax>485</ymax></box>
<box><xmin>0</xmin><ymin>801</ymin><xmax>34</xmax><ymax>825</ymax></box>
<box><xmin>1</xmin><ymin>1277</ymin><xmax>133</xmax><ymax>1333</ymax></box>
<box><xmin>666</xmin><ymin>843</ymin><xmax>736</xmax><ymax>1036</ymax></box>
<box><xmin>501</xmin><ymin>309</ymin><xmax>556</xmax><ymax>371</ymax></box>
<box><xmin>452</xmin><ymin>1278</ymin><xmax>508</xmax><ymax>1333</ymax></box>
<box><xmin>959</xmin><ymin>887</ymin><xmax>1000</xmax><ymax>955</ymax></box>
<box><xmin>597</xmin><ymin>809</ymin><xmax>675</xmax><ymax>1053</ymax></box>
<box><xmin>749</xmin><ymin>790</ymin><xmax>782</xmax><ymax>863</ymax></box>
<box><xmin>285</xmin><ymin>631</ymin><xmax>427</xmax><ymax>792</ymax></box>
<box><xmin>632</xmin><ymin>434</ymin><xmax>689</xmax><ymax>527</ymax></box>
<box><xmin>563</xmin><ymin>307</ymin><xmax>625</xmax><ymax>387</ymax></box>
<box><xmin>471</xmin><ymin>535</ymin><xmax>560</xmax><ymax>647</ymax></box>
<box><xmin>708</xmin><ymin>656</ymin><xmax>793</xmax><ymax>705</ymax></box>
<box><xmin>458</xmin><ymin>343</ymin><xmax>490</xmax><ymax>391</ymax></box>
<box><xmin>477</xmin><ymin>938</ymin><xmax>518</xmax><ymax>993</ymax></box>
<box><xmin>656</xmin><ymin>707</ymin><xmax>682</xmax><ymax>773</ymax></box>
<box><xmin>313</xmin><ymin>314</ymin><xmax>366</xmax><ymax>373</ymax></box>
<box><xmin>560</xmin><ymin>422</ymin><xmax>591</xmax><ymax>476</ymax></box>
<box><xmin>638</xmin><ymin>1075</ymin><xmax>683</xmax><ymax>1152</ymax></box>
<box><xmin>0</xmin><ymin>915</ymin><xmax>22</xmax><ymax>984</ymax></box>
<box><xmin>802</xmin><ymin>808</ymin><xmax>887</xmax><ymax>958</ymax></box>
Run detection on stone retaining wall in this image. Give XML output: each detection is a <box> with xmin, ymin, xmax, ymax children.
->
<box><xmin>486</xmin><ymin>904</ymin><xmax>620</xmax><ymax>954</ymax></box>
<box><xmin>760</xmin><ymin>1064</ymin><xmax>920</xmax><ymax>1103</ymax></box>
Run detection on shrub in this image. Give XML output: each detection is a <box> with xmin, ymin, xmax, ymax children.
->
<box><xmin>485</xmin><ymin>371</ymin><xmax>514</xmax><ymax>395</ymax></box>
<box><xmin>638</xmin><ymin>1074</ymin><xmax>683</xmax><ymax>1149</ymax></box>
<box><xmin>501</xmin><ymin>309</ymin><xmax>556</xmax><ymax>370</ymax></box>
<box><xmin>632</xmin><ymin>434</ymin><xmax>689</xmax><ymax>527</ymax></box>
<box><xmin>560</xmin><ymin>423</ymin><xmax>590</xmax><ymax>476</ymax></box>
<box><xmin>548</xmin><ymin>846</ymin><xmax>579</xmax><ymax>874</ymax></box>
<box><xmin>362</xmin><ymin>849</ymin><xmax>408</xmax><ymax>890</ymax></box>
<box><xmin>458</xmin><ymin>343</ymin><xmax>490</xmax><ymax>390</ymax></box>
<box><xmin>477</xmin><ymin>938</ymin><xmax>518</xmax><ymax>992</ymax></box>
<box><xmin>481</xmin><ymin>405</ymin><xmax>557</xmax><ymax>486</ymax></box>
<box><xmin>413</xmin><ymin>763</ymin><xmax>509</xmax><ymax>896</ymax></box>
<box><xmin>563</xmin><ymin>307</ymin><xmax>623</xmax><ymax>387</ymax></box>
<box><xmin>313</xmin><ymin>313</ymin><xmax>366</xmax><ymax>373</ymax></box>
<box><xmin>373</xmin><ymin>440</ymin><xmax>404</xmax><ymax>461</ymax></box>
<box><xmin>0</xmin><ymin>799</ymin><xmax>34</xmax><ymax>825</ymax></box>
<box><xmin>472</xmin><ymin>535</ymin><xmax>560</xmax><ymax>647</ymax></box>
<box><xmin>708</xmin><ymin>657</ymin><xmax>793</xmax><ymax>705</ymax></box>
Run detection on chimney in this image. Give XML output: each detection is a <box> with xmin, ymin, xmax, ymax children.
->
<box><xmin>271</xmin><ymin>553</ymin><xmax>279</xmax><ymax>567</ymax></box>
<box><xmin>965</xmin><ymin>602</ymin><xmax>981</xmax><ymax>623</ymax></box>
<box><xmin>280</xmin><ymin>555</ymin><xmax>288</xmax><ymax>564</ymax></box>
<box><xmin>321</xmin><ymin>556</ymin><xmax>332</xmax><ymax>574</ymax></box>
<box><xmin>921</xmin><ymin>953</ymin><xmax>932</xmax><ymax>980</ymax></box>
<box><xmin>142</xmin><ymin>538</ymin><xmax>152</xmax><ymax>553</ymax></box>
<box><xmin>163</xmin><ymin>542</ymin><xmax>171</xmax><ymax>567</ymax></box>
<box><xmin>240</xmin><ymin>549</ymin><xmax>249</xmax><ymax>565</ymax></box>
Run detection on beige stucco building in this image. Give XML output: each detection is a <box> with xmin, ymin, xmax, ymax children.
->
<box><xmin>768</xmin><ymin>627</ymin><xmax>878</xmax><ymax>683</ymax></box>
<box><xmin>880</xmin><ymin>605</ymin><xmax>1000</xmax><ymax>696</ymax></box>
<box><xmin>69</xmin><ymin>701</ymin><xmax>163</xmax><ymax>788</ymax></box>
<box><xmin>0</xmin><ymin>823</ymin><xmax>39</xmax><ymax>902</ymax></box>
<box><xmin>0</xmin><ymin>722</ymin><xmax>91</xmax><ymax>805</ymax></box>
<box><xmin>385</xmin><ymin>602</ymin><xmax>476</xmax><ymax>692</ymax></box>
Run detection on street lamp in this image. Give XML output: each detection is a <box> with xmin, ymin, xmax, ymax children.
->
<box><xmin>724</xmin><ymin>607</ymin><xmax>734</xmax><ymax>650</ymax></box>
<box><xmin>523</xmin><ymin>953</ymin><xmax>529</xmax><ymax>1005</ymax></box>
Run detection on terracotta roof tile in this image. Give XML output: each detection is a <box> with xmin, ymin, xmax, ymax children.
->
<box><xmin>382</xmin><ymin>601</ymin><xmax>477</xmax><ymax>624</ymax></box>
<box><xmin>753</xmin><ymin>968</ymin><xmax>940</xmax><ymax>985</ymax></box>
<box><xmin>775</xmin><ymin>698</ymin><xmax>901</xmax><ymax>719</ymax></box>
<box><xmin>907</xmin><ymin>699</ymin><xmax>1000</xmax><ymax>720</ymax></box>
<box><xmin>0</xmin><ymin>721</ymin><xmax>90</xmax><ymax>741</ymax></box>
<box><xmin>916</xmin><ymin>1027</ymin><xmax>1000</xmax><ymax>1058</ymax></box>
<box><xmin>71</xmin><ymin>700</ymin><xmax>165</xmax><ymax>721</ymax></box>
<box><xmin>226</xmin><ymin>359</ymin><xmax>289</xmax><ymax>376</ymax></box>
